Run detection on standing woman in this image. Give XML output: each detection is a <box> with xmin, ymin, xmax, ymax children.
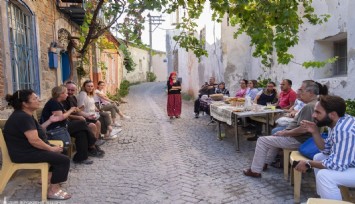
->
<box><xmin>3</xmin><ymin>90</ymin><xmax>71</xmax><ymax>200</ymax></box>
<box><xmin>167</xmin><ymin>72</ymin><xmax>182</xmax><ymax>119</ymax></box>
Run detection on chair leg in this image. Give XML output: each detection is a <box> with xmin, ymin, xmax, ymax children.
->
<box><xmin>0</xmin><ymin>168</ymin><xmax>15</xmax><ymax>193</ymax></box>
<box><xmin>41</xmin><ymin>167</ymin><xmax>48</xmax><ymax>202</ymax></box>
<box><xmin>294</xmin><ymin>169</ymin><xmax>302</xmax><ymax>203</ymax></box>
<box><xmin>339</xmin><ymin>186</ymin><xmax>351</xmax><ymax>202</ymax></box>
<box><xmin>284</xmin><ymin>150</ymin><xmax>291</xmax><ymax>180</ymax></box>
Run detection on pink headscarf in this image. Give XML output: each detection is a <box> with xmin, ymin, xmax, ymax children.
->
<box><xmin>169</xmin><ymin>72</ymin><xmax>177</xmax><ymax>86</ymax></box>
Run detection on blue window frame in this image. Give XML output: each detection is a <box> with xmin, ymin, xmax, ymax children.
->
<box><xmin>7</xmin><ymin>0</ymin><xmax>40</xmax><ymax>94</ymax></box>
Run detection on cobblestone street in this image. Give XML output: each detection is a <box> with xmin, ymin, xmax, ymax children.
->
<box><xmin>2</xmin><ymin>82</ymin><xmax>319</xmax><ymax>203</ymax></box>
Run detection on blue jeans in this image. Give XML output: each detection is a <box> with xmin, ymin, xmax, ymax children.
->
<box><xmin>271</xmin><ymin>126</ymin><xmax>287</xmax><ymax>135</ymax></box>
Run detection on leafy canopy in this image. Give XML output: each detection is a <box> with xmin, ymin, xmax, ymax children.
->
<box><xmin>76</xmin><ymin>0</ymin><xmax>330</xmax><ymax>71</ymax></box>
<box><xmin>164</xmin><ymin>0</ymin><xmax>330</xmax><ymax>67</ymax></box>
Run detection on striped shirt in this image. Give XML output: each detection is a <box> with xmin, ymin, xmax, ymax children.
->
<box><xmin>322</xmin><ymin>115</ymin><xmax>355</xmax><ymax>171</ymax></box>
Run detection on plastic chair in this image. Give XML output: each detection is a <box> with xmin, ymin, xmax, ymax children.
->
<box><xmin>0</xmin><ymin>131</ymin><xmax>62</xmax><ymax>202</ymax></box>
<box><xmin>290</xmin><ymin>151</ymin><xmax>352</xmax><ymax>203</ymax></box>
<box><xmin>306</xmin><ymin>198</ymin><xmax>353</xmax><ymax>204</ymax></box>
<box><xmin>283</xmin><ymin>148</ymin><xmax>298</xmax><ymax>180</ymax></box>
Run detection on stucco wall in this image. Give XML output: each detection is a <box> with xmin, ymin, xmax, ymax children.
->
<box><xmin>166</xmin><ymin>1</ymin><xmax>224</xmax><ymax>98</ymax></box>
<box><xmin>124</xmin><ymin>46</ymin><xmax>149</xmax><ymax>83</ymax></box>
<box><xmin>222</xmin><ymin>0</ymin><xmax>355</xmax><ymax>99</ymax></box>
<box><xmin>168</xmin><ymin>0</ymin><xmax>355</xmax><ymax>100</ymax></box>
<box><xmin>152</xmin><ymin>52</ymin><xmax>168</xmax><ymax>82</ymax></box>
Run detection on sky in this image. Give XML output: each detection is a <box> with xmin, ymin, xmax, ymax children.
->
<box><xmin>140</xmin><ymin>12</ymin><xmax>173</xmax><ymax>52</ymax></box>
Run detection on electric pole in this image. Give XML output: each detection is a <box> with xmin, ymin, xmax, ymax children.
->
<box><xmin>147</xmin><ymin>13</ymin><xmax>165</xmax><ymax>75</ymax></box>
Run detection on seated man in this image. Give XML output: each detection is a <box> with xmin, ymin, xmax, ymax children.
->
<box><xmin>295</xmin><ymin>95</ymin><xmax>355</xmax><ymax>200</ymax></box>
<box><xmin>194</xmin><ymin>77</ymin><xmax>217</xmax><ymax>118</ymax></box>
<box><xmin>275</xmin><ymin>79</ymin><xmax>297</xmax><ymax>110</ymax></box>
<box><xmin>243</xmin><ymin>80</ymin><xmax>326</xmax><ymax>177</ymax></box>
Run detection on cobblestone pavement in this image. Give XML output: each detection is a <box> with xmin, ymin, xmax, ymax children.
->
<box><xmin>1</xmin><ymin>82</ymin><xmax>320</xmax><ymax>203</ymax></box>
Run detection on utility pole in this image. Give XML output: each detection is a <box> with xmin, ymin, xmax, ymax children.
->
<box><xmin>147</xmin><ymin>13</ymin><xmax>165</xmax><ymax>75</ymax></box>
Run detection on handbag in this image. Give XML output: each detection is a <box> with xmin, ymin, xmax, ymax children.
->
<box><xmin>46</xmin><ymin>127</ymin><xmax>71</xmax><ymax>148</ymax></box>
<box><xmin>298</xmin><ymin>132</ymin><xmax>328</xmax><ymax>159</ymax></box>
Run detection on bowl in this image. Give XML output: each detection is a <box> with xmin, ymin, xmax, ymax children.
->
<box><xmin>210</xmin><ymin>94</ymin><xmax>224</xmax><ymax>101</ymax></box>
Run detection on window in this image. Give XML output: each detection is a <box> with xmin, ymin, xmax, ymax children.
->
<box><xmin>333</xmin><ymin>40</ymin><xmax>347</xmax><ymax>76</ymax></box>
<box><xmin>7</xmin><ymin>1</ymin><xmax>39</xmax><ymax>93</ymax></box>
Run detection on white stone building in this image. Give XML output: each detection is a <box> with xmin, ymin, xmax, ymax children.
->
<box><xmin>166</xmin><ymin>1</ymin><xmax>355</xmax><ymax>99</ymax></box>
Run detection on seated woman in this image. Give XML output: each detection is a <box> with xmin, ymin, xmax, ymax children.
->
<box><xmin>78</xmin><ymin>80</ymin><xmax>118</xmax><ymax>140</ymax></box>
<box><xmin>94</xmin><ymin>81</ymin><xmax>130</xmax><ymax>126</ymax></box>
<box><xmin>254</xmin><ymin>82</ymin><xmax>278</xmax><ymax>105</ymax></box>
<box><xmin>248</xmin><ymin>82</ymin><xmax>278</xmax><ymax>141</ymax></box>
<box><xmin>3</xmin><ymin>89</ymin><xmax>71</xmax><ymax>200</ymax></box>
<box><xmin>215</xmin><ymin>82</ymin><xmax>230</xmax><ymax>96</ymax></box>
<box><xmin>41</xmin><ymin>86</ymin><xmax>99</xmax><ymax>164</ymax></box>
<box><xmin>246</xmin><ymin>80</ymin><xmax>259</xmax><ymax>100</ymax></box>
<box><xmin>235</xmin><ymin>79</ymin><xmax>248</xmax><ymax>98</ymax></box>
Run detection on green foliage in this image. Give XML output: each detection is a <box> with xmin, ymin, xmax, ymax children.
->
<box><xmin>345</xmin><ymin>99</ymin><xmax>355</xmax><ymax>117</ymax></box>
<box><xmin>302</xmin><ymin>57</ymin><xmax>338</xmax><ymax>68</ymax></box>
<box><xmin>75</xmin><ymin>0</ymin><xmax>330</xmax><ymax>72</ymax></box>
<box><xmin>107</xmin><ymin>90</ymin><xmax>121</xmax><ymax>102</ymax></box>
<box><xmin>119</xmin><ymin>80</ymin><xmax>130</xmax><ymax>97</ymax></box>
<box><xmin>164</xmin><ymin>0</ymin><xmax>329</xmax><ymax>67</ymax></box>
<box><xmin>119</xmin><ymin>43</ymin><xmax>136</xmax><ymax>73</ymax></box>
<box><xmin>256</xmin><ymin>76</ymin><xmax>272</xmax><ymax>88</ymax></box>
<box><xmin>146</xmin><ymin>71</ymin><xmax>157</xmax><ymax>82</ymax></box>
<box><xmin>181</xmin><ymin>92</ymin><xmax>193</xmax><ymax>101</ymax></box>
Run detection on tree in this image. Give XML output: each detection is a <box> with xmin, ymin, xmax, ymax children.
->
<box><xmin>69</xmin><ymin>0</ymin><xmax>330</xmax><ymax>80</ymax></box>
<box><xmin>167</xmin><ymin>0</ymin><xmax>330</xmax><ymax>67</ymax></box>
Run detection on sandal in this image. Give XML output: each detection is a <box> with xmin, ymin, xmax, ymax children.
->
<box><xmin>48</xmin><ymin>189</ymin><xmax>71</xmax><ymax>200</ymax></box>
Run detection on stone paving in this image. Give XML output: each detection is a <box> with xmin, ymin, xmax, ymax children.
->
<box><xmin>1</xmin><ymin>82</ymin><xmax>321</xmax><ymax>203</ymax></box>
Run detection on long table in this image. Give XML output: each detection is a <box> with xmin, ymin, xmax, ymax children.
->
<box><xmin>210</xmin><ymin>102</ymin><xmax>284</xmax><ymax>152</ymax></box>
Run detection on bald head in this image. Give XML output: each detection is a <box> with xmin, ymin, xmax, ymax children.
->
<box><xmin>66</xmin><ymin>82</ymin><xmax>77</xmax><ymax>96</ymax></box>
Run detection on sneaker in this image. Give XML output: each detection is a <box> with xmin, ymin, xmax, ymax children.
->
<box><xmin>88</xmin><ymin>148</ymin><xmax>104</xmax><ymax>158</ymax></box>
<box><xmin>95</xmin><ymin>139</ymin><xmax>106</xmax><ymax>146</ymax></box>
<box><xmin>103</xmin><ymin>134</ymin><xmax>118</xmax><ymax>140</ymax></box>
<box><xmin>95</xmin><ymin>145</ymin><xmax>105</xmax><ymax>154</ymax></box>
<box><xmin>74</xmin><ymin>159</ymin><xmax>94</xmax><ymax>165</ymax></box>
<box><xmin>195</xmin><ymin>113</ymin><xmax>199</xmax><ymax>118</ymax></box>
<box><xmin>121</xmin><ymin>115</ymin><xmax>131</xmax><ymax>120</ymax></box>
<box><xmin>112</xmin><ymin>122</ymin><xmax>122</xmax><ymax>127</ymax></box>
<box><xmin>112</xmin><ymin>128</ymin><xmax>122</xmax><ymax>134</ymax></box>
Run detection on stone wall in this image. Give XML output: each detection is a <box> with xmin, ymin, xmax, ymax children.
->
<box><xmin>0</xmin><ymin>0</ymin><xmax>80</xmax><ymax>109</ymax></box>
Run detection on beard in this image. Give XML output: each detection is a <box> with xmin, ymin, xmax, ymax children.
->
<box><xmin>315</xmin><ymin>114</ymin><xmax>333</xmax><ymax>127</ymax></box>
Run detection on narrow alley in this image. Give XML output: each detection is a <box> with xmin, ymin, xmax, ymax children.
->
<box><xmin>3</xmin><ymin>82</ymin><xmax>318</xmax><ymax>203</ymax></box>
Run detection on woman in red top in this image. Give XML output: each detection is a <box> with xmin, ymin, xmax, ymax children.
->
<box><xmin>167</xmin><ymin>72</ymin><xmax>182</xmax><ymax>119</ymax></box>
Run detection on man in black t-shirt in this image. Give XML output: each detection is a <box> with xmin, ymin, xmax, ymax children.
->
<box><xmin>194</xmin><ymin>77</ymin><xmax>217</xmax><ymax>118</ymax></box>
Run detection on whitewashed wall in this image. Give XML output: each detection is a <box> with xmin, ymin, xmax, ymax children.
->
<box><xmin>152</xmin><ymin>52</ymin><xmax>168</xmax><ymax>82</ymax></box>
<box><xmin>222</xmin><ymin>0</ymin><xmax>355</xmax><ymax>99</ymax></box>
<box><xmin>124</xmin><ymin>46</ymin><xmax>149</xmax><ymax>83</ymax></box>
<box><xmin>166</xmin><ymin>2</ymin><xmax>224</xmax><ymax>98</ymax></box>
<box><xmin>167</xmin><ymin>0</ymin><xmax>355</xmax><ymax>99</ymax></box>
